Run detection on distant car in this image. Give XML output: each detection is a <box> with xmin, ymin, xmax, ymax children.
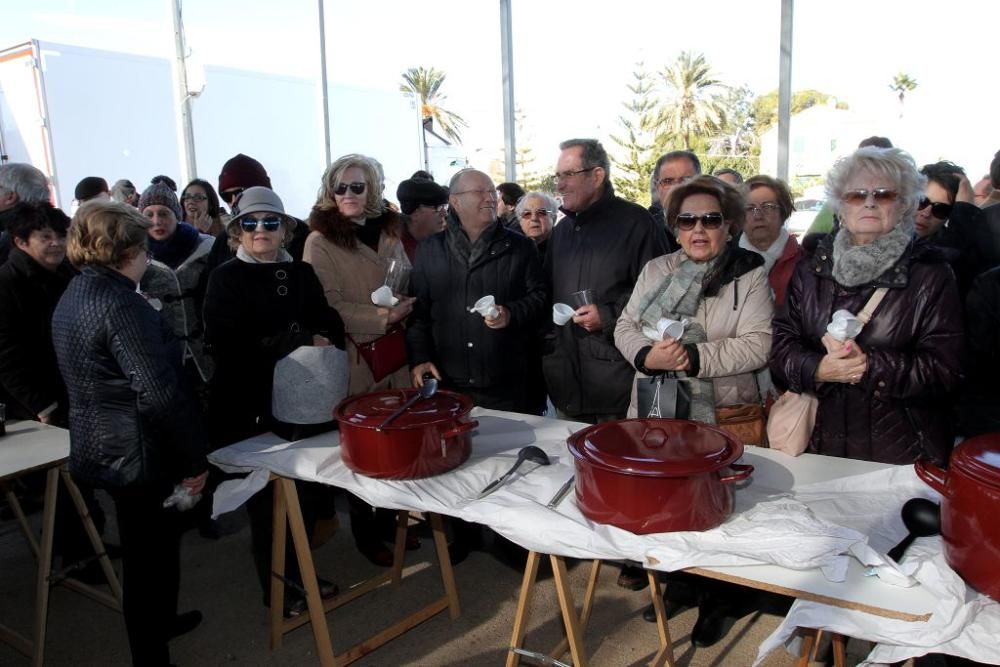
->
<box><xmin>787</xmin><ymin>198</ymin><xmax>824</xmax><ymax>239</ymax></box>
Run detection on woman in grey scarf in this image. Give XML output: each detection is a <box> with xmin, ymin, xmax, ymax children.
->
<box><xmin>614</xmin><ymin>175</ymin><xmax>774</xmax><ymax>645</ymax></box>
<box><xmin>770</xmin><ymin>147</ymin><xmax>964</xmax><ymax>465</ymax></box>
<box><xmin>615</xmin><ymin>176</ymin><xmax>773</xmax><ymax>423</ymax></box>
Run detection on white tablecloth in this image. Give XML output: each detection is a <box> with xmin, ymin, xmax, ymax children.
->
<box><xmin>209</xmin><ymin>409</ymin><xmax>998</xmax><ymax>665</ymax></box>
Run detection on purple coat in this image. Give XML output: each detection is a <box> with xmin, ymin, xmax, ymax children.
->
<box><xmin>769</xmin><ymin>237</ymin><xmax>964</xmax><ymax>465</ymax></box>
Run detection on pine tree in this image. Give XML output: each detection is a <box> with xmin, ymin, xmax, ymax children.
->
<box><xmin>610</xmin><ymin>63</ymin><xmax>666</xmax><ymax>207</ymax></box>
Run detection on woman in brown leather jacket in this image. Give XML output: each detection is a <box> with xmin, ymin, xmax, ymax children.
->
<box><xmin>769</xmin><ymin>147</ymin><xmax>964</xmax><ymax>465</ymax></box>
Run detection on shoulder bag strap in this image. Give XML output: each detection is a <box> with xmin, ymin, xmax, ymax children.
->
<box><xmin>856</xmin><ymin>287</ymin><xmax>889</xmax><ymax>329</ymax></box>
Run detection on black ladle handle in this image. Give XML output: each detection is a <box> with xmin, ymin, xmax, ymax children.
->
<box><xmin>887</xmin><ymin>534</ymin><xmax>916</xmax><ymax>563</ymax></box>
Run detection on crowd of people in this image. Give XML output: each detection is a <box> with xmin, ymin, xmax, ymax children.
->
<box><xmin>1</xmin><ymin>133</ymin><xmax>998</xmax><ymax>666</ymax></box>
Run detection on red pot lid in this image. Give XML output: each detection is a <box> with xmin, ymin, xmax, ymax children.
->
<box><xmin>567</xmin><ymin>418</ymin><xmax>743</xmax><ymax>478</ymax></box>
<box><xmin>335</xmin><ymin>389</ymin><xmax>472</xmax><ymax>429</ymax></box>
<box><xmin>951</xmin><ymin>434</ymin><xmax>1000</xmax><ymax>489</ymax></box>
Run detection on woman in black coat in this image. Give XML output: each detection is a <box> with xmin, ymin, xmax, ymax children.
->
<box><xmin>203</xmin><ymin>187</ymin><xmax>345</xmax><ymax>618</ymax></box>
<box><xmin>770</xmin><ymin>147</ymin><xmax>964</xmax><ymax>465</ymax></box>
<box><xmin>52</xmin><ymin>200</ymin><xmax>208</xmax><ymax>667</ymax></box>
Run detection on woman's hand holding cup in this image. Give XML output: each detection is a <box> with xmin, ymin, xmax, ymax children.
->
<box><xmin>644</xmin><ymin>338</ymin><xmax>690</xmax><ymax>372</ymax></box>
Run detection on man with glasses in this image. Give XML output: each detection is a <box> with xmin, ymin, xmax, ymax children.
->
<box><xmin>396</xmin><ymin>177</ymin><xmax>449</xmax><ymax>262</ymax></box>
<box><xmin>650</xmin><ymin>150</ymin><xmax>701</xmax><ymax>251</ymax></box>
<box><xmin>544</xmin><ymin>139</ymin><xmax>668</xmax><ymax>425</ymax></box>
<box><xmin>408</xmin><ymin>168</ymin><xmax>547</xmax><ymax>414</ymax></box>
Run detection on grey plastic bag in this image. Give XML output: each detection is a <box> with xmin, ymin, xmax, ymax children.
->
<box><xmin>272</xmin><ymin>346</ymin><xmax>349</xmax><ymax>425</ymax></box>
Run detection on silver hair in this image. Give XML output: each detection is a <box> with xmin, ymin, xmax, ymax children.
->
<box><xmin>825</xmin><ymin>147</ymin><xmax>925</xmax><ymax>222</ymax></box>
<box><xmin>0</xmin><ymin>163</ymin><xmax>50</xmax><ymax>203</ymax></box>
<box><xmin>559</xmin><ymin>138</ymin><xmax>610</xmax><ymax>184</ymax></box>
<box><xmin>513</xmin><ymin>191</ymin><xmax>559</xmax><ymax>224</ymax></box>
<box><xmin>110</xmin><ymin>179</ymin><xmax>136</xmax><ymax>204</ymax></box>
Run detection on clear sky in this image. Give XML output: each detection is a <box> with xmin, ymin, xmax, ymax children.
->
<box><xmin>2</xmin><ymin>0</ymin><xmax>996</xmax><ymax>179</ymax></box>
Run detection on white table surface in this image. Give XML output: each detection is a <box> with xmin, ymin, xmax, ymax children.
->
<box><xmin>0</xmin><ymin>420</ymin><xmax>70</xmax><ymax>481</ymax></box>
<box><xmin>209</xmin><ymin>409</ymin><xmax>939</xmax><ymax>621</ymax></box>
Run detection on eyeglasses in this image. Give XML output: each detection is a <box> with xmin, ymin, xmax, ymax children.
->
<box><xmin>841</xmin><ymin>188</ymin><xmax>899</xmax><ymax>206</ymax></box>
<box><xmin>452</xmin><ymin>188</ymin><xmax>498</xmax><ymax>199</ymax></box>
<box><xmin>220</xmin><ymin>187</ymin><xmax>245</xmax><ymax>204</ymax></box>
<box><xmin>675</xmin><ymin>212</ymin><xmax>725</xmax><ymax>231</ymax></box>
<box><xmin>520</xmin><ymin>209</ymin><xmax>551</xmax><ymax>219</ymax></box>
<box><xmin>181</xmin><ymin>193</ymin><xmax>208</xmax><ymax>203</ymax></box>
<box><xmin>657</xmin><ymin>176</ymin><xmax>692</xmax><ymax>187</ymax></box>
<box><xmin>918</xmin><ymin>198</ymin><xmax>953</xmax><ymax>220</ymax></box>
<box><xmin>239</xmin><ymin>216</ymin><xmax>283</xmax><ymax>232</ymax></box>
<box><xmin>334</xmin><ymin>182</ymin><xmax>366</xmax><ymax>196</ymax></box>
<box><xmin>553</xmin><ymin>167</ymin><xmax>596</xmax><ymax>181</ymax></box>
<box><xmin>744</xmin><ymin>202</ymin><xmax>781</xmax><ymax>217</ymax></box>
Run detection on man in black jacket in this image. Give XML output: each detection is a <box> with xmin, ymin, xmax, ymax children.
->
<box><xmin>407</xmin><ymin>168</ymin><xmax>547</xmax><ymax>413</ymax></box>
<box><xmin>544</xmin><ymin>139</ymin><xmax>669</xmax><ymax>423</ymax></box>
<box><xmin>0</xmin><ymin>163</ymin><xmax>52</xmax><ymax>265</ymax></box>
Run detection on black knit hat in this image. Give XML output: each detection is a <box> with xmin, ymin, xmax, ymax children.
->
<box><xmin>396</xmin><ymin>178</ymin><xmax>448</xmax><ymax>215</ymax></box>
<box><xmin>74</xmin><ymin>176</ymin><xmax>109</xmax><ymax>202</ymax></box>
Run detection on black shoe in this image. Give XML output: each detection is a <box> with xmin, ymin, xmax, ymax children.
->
<box><xmin>616</xmin><ymin>564</ymin><xmax>648</xmax><ymax>591</ymax></box>
<box><xmin>642</xmin><ymin>597</ymin><xmax>692</xmax><ymax>623</ymax></box>
<box><xmin>316</xmin><ymin>577</ymin><xmax>339</xmax><ymax>599</ymax></box>
<box><xmin>283</xmin><ymin>596</ymin><xmax>308</xmax><ymax>619</ymax></box>
<box><xmin>168</xmin><ymin>610</ymin><xmax>202</xmax><ymax>639</ymax></box>
<box><xmin>357</xmin><ymin>541</ymin><xmax>394</xmax><ymax>567</ymax></box>
<box><xmin>691</xmin><ymin>609</ymin><xmax>728</xmax><ymax>648</ymax></box>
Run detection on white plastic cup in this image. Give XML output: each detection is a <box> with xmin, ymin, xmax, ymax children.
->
<box><xmin>657</xmin><ymin>318</ymin><xmax>687</xmax><ymax>340</ymax></box>
<box><xmin>473</xmin><ymin>295</ymin><xmax>499</xmax><ymax>319</ymax></box>
<box><xmin>371</xmin><ymin>285</ymin><xmax>398</xmax><ymax>306</ymax></box>
<box><xmin>553</xmin><ymin>303</ymin><xmax>575</xmax><ymax>326</ymax></box>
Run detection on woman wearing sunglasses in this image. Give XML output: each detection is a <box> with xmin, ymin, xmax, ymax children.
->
<box><xmin>203</xmin><ymin>186</ymin><xmax>345</xmax><ymax>618</ymax></box>
<box><xmin>915</xmin><ymin>161</ymin><xmax>987</xmax><ymax>295</ymax></box>
<box><xmin>615</xmin><ymin>175</ymin><xmax>773</xmax><ymax>646</ymax></box>
<box><xmin>304</xmin><ymin>154</ymin><xmax>419</xmax><ymax>567</ymax></box>
<box><xmin>513</xmin><ymin>191</ymin><xmax>558</xmax><ymax>253</ymax></box>
<box><xmin>771</xmin><ymin>147</ymin><xmax>963</xmax><ymax>466</ymax></box>
<box><xmin>180</xmin><ymin>178</ymin><xmax>226</xmax><ymax>237</ymax></box>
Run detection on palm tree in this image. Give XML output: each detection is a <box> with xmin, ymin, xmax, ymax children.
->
<box><xmin>400</xmin><ymin>66</ymin><xmax>468</xmax><ymax>145</ymax></box>
<box><xmin>660</xmin><ymin>51</ymin><xmax>726</xmax><ymax>150</ymax></box>
<box><xmin>889</xmin><ymin>72</ymin><xmax>918</xmax><ymax>119</ymax></box>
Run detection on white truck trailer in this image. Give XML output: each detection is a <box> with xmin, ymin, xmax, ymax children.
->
<box><xmin>0</xmin><ymin>39</ymin><xmax>427</xmax><ymax>216</ymax></box>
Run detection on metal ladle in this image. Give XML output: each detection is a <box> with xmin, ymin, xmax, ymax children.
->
<box><xmin>477</xmin><ymin>445</ymin><xmax>551</xmax><ymax>499</ymax></box>
<box><xmin>377</xmin><ymin>378</ymin><xmax>438</xmax><ymax>430</ymax></box>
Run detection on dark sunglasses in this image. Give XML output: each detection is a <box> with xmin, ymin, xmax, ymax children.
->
<box><xmin>918</xmin><ymin>198</ymin><xmax>953</xmax><ymax>220</ymax></box>
<box><xmin>334</xmin><ymin>182</ymin><xmax>366</xmax><ymax>196</ymax></box>
<box><xmin>841</xmin><ymin>188</ymin><xmax>899</xmax><ymax>206</ymax></box>
<box><xmin>675</xmin><ymin>212</ymin><xmax>725</xmax><ymax>231</ymax></box>
<box><xmin>239</xmin><ymin>216</ymin><xmax>283</xmax><ymax>232</ymax></box>
<box><xmin>520</xmin><ymin>208</ymin><xmax>551</xmax><ymax>219</ymax></box>
<box><xmin>221</xmin><ymin>187</ymin><xmax>245</xmax><ymax>204</ymax></box>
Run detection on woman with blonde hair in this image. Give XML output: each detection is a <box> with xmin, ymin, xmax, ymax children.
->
<box><xmin>304</xmin><ymin>154</ymin><xmax>417</xmax><ymax>565</ymax></box>
<box><xmin>52</xmin><ymin>200</ymin><xmax>208</xmax><ymax>666</ymax></box>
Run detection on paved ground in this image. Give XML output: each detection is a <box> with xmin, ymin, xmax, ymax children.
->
<box><xmin>1</xmin><ymin>490</ymin><xmax>870</xmax><ymax>666</ymax></box>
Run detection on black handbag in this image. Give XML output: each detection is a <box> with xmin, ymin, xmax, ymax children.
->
<box><xmin>636</xmin><ymin>375</ymin><xmax>692</xmax><ymax>419</ymax></box>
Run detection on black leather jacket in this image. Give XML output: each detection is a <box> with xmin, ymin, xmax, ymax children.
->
<box><xmin>52</xmin><ymin>266</ymin><xmax>208</xmax><ymax>487</ymax></box>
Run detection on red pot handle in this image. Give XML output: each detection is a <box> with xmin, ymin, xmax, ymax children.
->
<box><xmin>718</xmin><ymin>463</ymin><xmax>754</xmax><ymax>483</ymax></box>
<box><xmin>443</xmin><ymin>420</ymin><xmax>479</xmax><ymax>439</ymax></box>
<box><xmin>914</xmin><ymin>458</ymin><xmax>949</xmax><ymax>496</ymax></box>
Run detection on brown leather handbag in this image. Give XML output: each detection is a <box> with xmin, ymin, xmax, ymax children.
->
<box><xmin>715</xmin><ymin>403</ymin><xmax>768</xmax><ymax>447</ymax></box>
<box><xmin>346</xmin><ymin>326</ymin><xmax>408</xmax><ymax>382</ymax></box>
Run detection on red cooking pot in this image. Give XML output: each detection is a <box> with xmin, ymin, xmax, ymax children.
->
<box><xmin>915</xmin><ymin>434</ymin><xmax>1000</xmax><ymax>601</ymax></box>
<box><xmin>335</xmin><ymin>389</ymin><xmax>478</xmax><ymax>479</ymax></box>
<box><xmin>567</xmin><ymin>418</ymin><xmax>753</xmax><ymax>534</ymax></box>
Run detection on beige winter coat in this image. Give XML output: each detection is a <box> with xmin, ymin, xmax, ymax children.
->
<box><xmin>303</xmin><ymin>230</ymin><xmax>412</xmax><ymax>396</ymax></box>
<box><xmin>614</xmin><ymin>250</ymin><xmax>774</xmax><ymax>417</ymax></box>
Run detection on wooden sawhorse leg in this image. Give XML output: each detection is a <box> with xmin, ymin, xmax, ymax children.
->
<box><xmin>268</xmin><ymin>477</ymin><xmax>461</xmax><ymax>666</ymax></box>
<box><xmin>506</xmin><ymin>556</ymin><xmax>676</xmax><ymax>667</ymax></box>
<box><xmin>797</xmin><ymin>629</ymin><xmax>846</xmax><ymax>667</ymax></box>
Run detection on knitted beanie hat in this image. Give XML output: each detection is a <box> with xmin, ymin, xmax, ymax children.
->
<box><xmin>218</xmin><ymin>154</ymin><xmax>272</xmax><ymax>193</ymax></box>
<box><xmin>138</xmin><ymin>180</ymin><xmax>182</xmax><ymax>219</ymax></box>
